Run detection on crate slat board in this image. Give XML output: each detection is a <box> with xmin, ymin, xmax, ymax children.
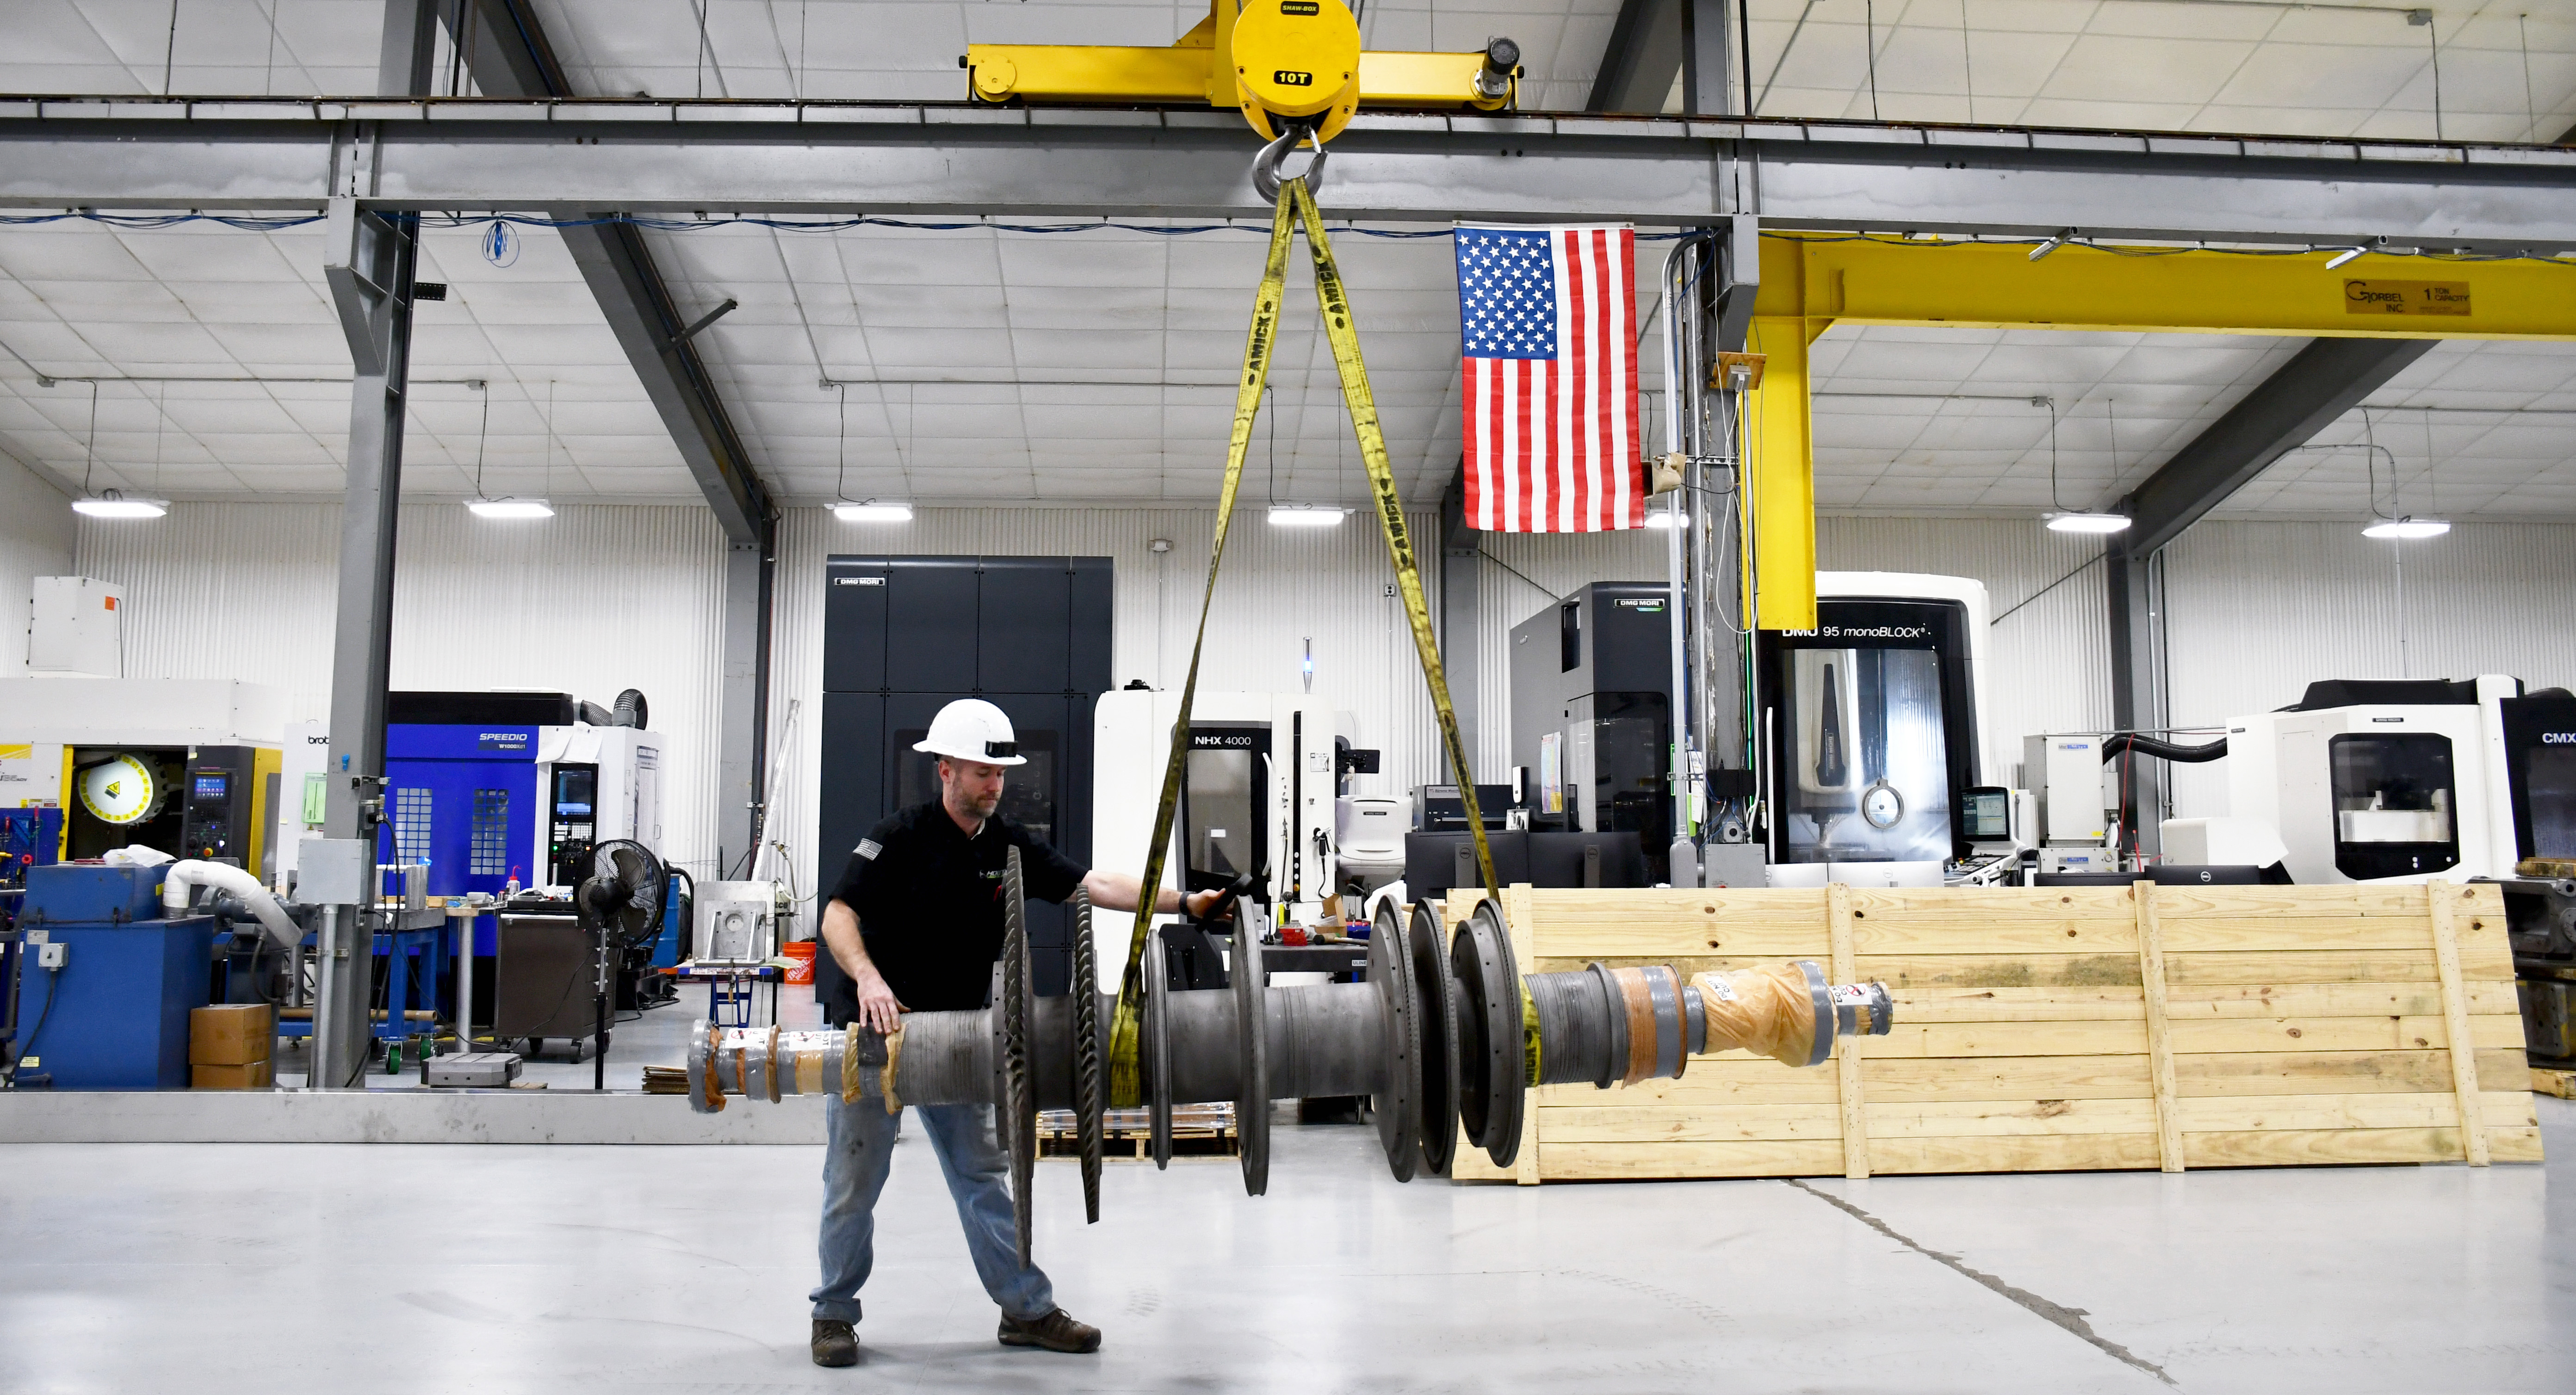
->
<box><xmin>1447</xmin><ymin>882</ymin><xmax>2539</xmax><ymax>1184</ymax></box>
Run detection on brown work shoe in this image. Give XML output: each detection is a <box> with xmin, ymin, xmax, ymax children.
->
<box><xmin>811</xmin><ymin>1318</ymin><xmax>859</xmax><ymax>1367</ymax></box>
<box><xmin>997</xmin><ymin>1307</ymin><xmax>1102</xmax><ymax>1353</ymax></box>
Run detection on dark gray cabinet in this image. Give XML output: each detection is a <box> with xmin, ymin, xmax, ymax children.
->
<box><xmin>816</xmin><ymin>555</ymin><xmax>1113</xmax><ymax>998</ymax></box>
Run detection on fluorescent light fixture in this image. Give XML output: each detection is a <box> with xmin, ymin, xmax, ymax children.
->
<box><xmin>1644</xmin><ymin>509</ymin><xmax>1679</xmax><ymax>529</ymax></box>
<box><xmin>467</xmin><ymin>498</ymin><xmax>554</xmax><ymax>519</ymax></box>
<box><xmin>2362</xmin><ymin>516</ymin><xmax>2450</xmax><ymax>540</ymax></box>
<box><xmin>71</xmin><ymin>491</ymin><xmax>167</xmax><ymax>519</ymax></box>
<box><xmin>2028</xmin><ymin>230</ymin><xmax>2074</xmax><ymax>262</ymax></box>
<box><xmin>2044</xmin><ymin>511</ymin><xmax>2132</xmax><ymax>535</ymax></box>
<box><xmin>2325</xmin><ymin>246</ymin><xmax>2367</xmax><ymax>270</ymax></box>
<box><xmin>832</xmin><ymin>501</ymin><xmax>913</xmax><ymax>523</ymax></box>
<box><xmin>1266</xmin><ymin>505</ymin><xmax>1348</xmax><ymax>527</ymax></box>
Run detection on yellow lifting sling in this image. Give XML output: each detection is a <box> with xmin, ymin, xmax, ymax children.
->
<box><xmin>1108</xmin><ymin>178</ymin><xmax>1499</xmax><ymax>1107</ymax></box>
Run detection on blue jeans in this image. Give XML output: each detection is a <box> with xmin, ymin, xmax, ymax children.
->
<box><xmin>811</xmin><ymin>1095</ymin><xmax>1057</xmax><ymax>1324</ymax></box>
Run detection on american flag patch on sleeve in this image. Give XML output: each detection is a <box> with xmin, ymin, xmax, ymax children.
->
<box><xmin>855</xmin><ymin>839</ymin><xmax>882</xmax><ymax>861</ymax></box>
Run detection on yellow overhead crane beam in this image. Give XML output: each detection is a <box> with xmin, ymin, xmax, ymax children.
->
<box><xmin>965</xmin><ymin>0</ymin><xmax>1517</xmax><ymax>148</ymax></box>
<box><xmin>1740</xmin><ymin>236</ymin><xmax>2576</xmax><ymax>630</ymax></box>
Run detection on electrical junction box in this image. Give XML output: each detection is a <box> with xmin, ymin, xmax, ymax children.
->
<box><xmin>2025</xmin><ymin>735</ymin><xmax>2108</xmax><ymax>844</ymax></box>
<box><xmin>28</xmin><ymin>577</ymin><xmax>123</xmax><ymax>679</ymax></box>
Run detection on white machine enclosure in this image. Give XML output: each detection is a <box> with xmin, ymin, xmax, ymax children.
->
<box><xmin>2224</xmin><ymin>675</ymin><xmax>2520</xmax><ymax>884</ymax></box>
<box><xmin>1095</xmin><ymin>690</ymin><xmax>1337</xmax><ymax>975</ymax></box>
<box><xmin>2023</xmin><ymin>733</ymin><xmax>2110</xmax><ymax>845</ymax></box>
<box><xmin>273</xmin><ymin>719</ymin><xmax>329</xmax><ymax>879</ymax></box>
<box><xmin>531</xmin><ymin>723</ymin><xmax>664</xmax><ymax>887</ymax></box>
<box><xmin>27</xmin><ymin>576</ymin><xmax>124</xmax><ymax>679</ymax></box>
<box><xmin>1763</xmin><ymin>573</ymin><xmax>1991</xmax><ymax>874</ymax></box>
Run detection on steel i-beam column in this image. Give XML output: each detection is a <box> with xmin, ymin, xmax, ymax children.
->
<box><xmin>1439</xmin><ymin>468</ymin><xmax>1479</xmax><ymax>783</ymax></box>
<box><xmin>309</xmin><ymin>4</ymin><xmax>435</xmax><ymax>1089</ymax></box>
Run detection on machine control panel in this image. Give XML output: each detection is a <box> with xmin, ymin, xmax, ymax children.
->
<box><xmin>546</xmin><ymin>763</ymin><xmax>599</xmax><ymax>887</ymax></box>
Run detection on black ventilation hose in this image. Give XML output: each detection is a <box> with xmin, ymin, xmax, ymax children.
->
<box><xmin>2100</xmin><ymin>733</ymin><xmax>2229</xmax><ymax>764</ymax></box>
<box><xmin>612</xmin><ymin>689</ymin><xmax>648</xmax><ymax>729</ymax></box>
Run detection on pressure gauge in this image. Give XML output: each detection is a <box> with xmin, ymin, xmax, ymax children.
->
<box><xmin>1859</xmin><ymin>779</ymin><xmax>1905</xmax><ymax>831</ymax></box>
<box><xmin>80</xmin><ymin>751</ymin><xmax>161</xmax><ymax>826</ymax></box>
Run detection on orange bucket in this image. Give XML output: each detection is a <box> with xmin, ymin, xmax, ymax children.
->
<box><xmin>782</xmin><ymin>940</ymin><xmax>817</xmax><ymax>985</ymax></box>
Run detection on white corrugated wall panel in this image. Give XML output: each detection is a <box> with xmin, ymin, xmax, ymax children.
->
<box><xmin>2163</xmin><ymin>520</ymin><xmax>2576</xmax><ymax>817</ymax></box>
<box><xmin>0</xmin><ymin>451</ymin><xmax>76</xmax><ymax>678</ymax></box>
<box><xmin>767</xmin><ymin>505</ymin><xmax>1446</xmax><ymax>900</ymax></box>
<box><xmin>73</xmin><ymin>502</ymin><xmax>730</xmax><ymax>877</ymax></box>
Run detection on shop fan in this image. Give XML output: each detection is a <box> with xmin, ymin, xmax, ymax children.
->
<box><xmin>571</xmin><ymin>839</ymin><xmax>668</xmax><ymax>1090</ymax></box>
<box><xmin>576</xmin><ymin>839</ymin><xmax>668</xmax><ymax>951</ymax></box>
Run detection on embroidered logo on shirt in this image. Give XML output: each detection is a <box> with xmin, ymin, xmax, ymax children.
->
<box><xmin>855</xmin><ymin>839</ymin><xmax>882</xmax><ymax>860</ymax></box>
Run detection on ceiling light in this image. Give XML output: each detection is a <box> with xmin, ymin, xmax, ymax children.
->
<box><xmin>71</xmin><ymin>491</ymin><xmax>167</xmax><ymax>519</ymax></box>
<box><xmin>467</xmin><ymin>498</ymin><xmax>554</xmax><ymax>520</ymax></box>
<box><xmin>2362</xmin><ymin>516</ymin><xmax>2449</xmax><ymax>540</ymax></box>
<box><xmin>2043</xmin><ymin>511</ymin><xmax>2132</xmax><ymax>535</ymax></box>
<box><xmin>832</xmin><ymin>501</ymin><xmax>913</xmax><ymax>523</ymax></box>
<box><xmin>2325</xmin><ymin>246</ymin><xmax>2367</xmax><ymax>270</ymax></box>
<box><xmin>1644</xmin><ymin>509</ymin><xmax>1679</xmax><ymax>529</ymax></box>
<box><xmin>1266</xmin><ymin>506</ymin><xmax>1348</xmax><ymax>527</ymax></box>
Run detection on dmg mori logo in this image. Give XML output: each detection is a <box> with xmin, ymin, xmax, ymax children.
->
<box><xmin>1273</xmin><ymin>69</ymin><xmax>1313</xmax><ymax>86</ymax></box>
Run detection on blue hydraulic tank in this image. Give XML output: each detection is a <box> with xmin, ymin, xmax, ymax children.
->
<box><xmin>15</xmin><ymin>864</ymin><xmax>215</xmax><ymax>1090</ymax></box>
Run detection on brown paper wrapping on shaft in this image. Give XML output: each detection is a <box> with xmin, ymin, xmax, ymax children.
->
<box><xmin>1687</xmin><ymin>965</ymin><xmax>1822</xmax><ymax>1068</ymax></box>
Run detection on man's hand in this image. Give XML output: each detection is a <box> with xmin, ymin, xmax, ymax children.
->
<box><xmin>849</xmin><ymin>964</ymin><xmax>905</xmax><ymax>1036</ymax></box>
<box><xmin>1183</xmin><ymin>888</ymin><xmax>1231</xmax><ymax>920</ymax></box>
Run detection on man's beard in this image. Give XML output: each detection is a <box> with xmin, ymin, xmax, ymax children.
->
<box><xmin>961</xmin><ymin>790</ymin><xmax>1000</xmax><ymax>818</ymax></box>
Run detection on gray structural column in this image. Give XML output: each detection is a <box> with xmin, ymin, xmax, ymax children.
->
<box><xmin>2103</xmin><ymin>334</ymin><xmax>2437</xmax><ymax>853</ymax></box>
<box><xmin>446</xmin><ymin>0</ymin><xmax>777</xmax><ymax>874</ymax></box>
<box><xmin>308</xmin><ymin>3</ymin><xmax>437</xmax><ymax>1089</ymax></box>
<box><xmin>1439</xmin><ymin>467</ymin><xmax>1479</xmax><ymax>784</ymax></box>
<box><xmin>1590</xmin><ymin>0</ymin><xmax>1731</xmax><ymax>115</ymax></box>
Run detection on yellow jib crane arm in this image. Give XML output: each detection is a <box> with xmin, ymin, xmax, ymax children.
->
<box><xmin>964</xmin><ymin>0</ymin><xmax>1517</xmax><ymax>146</ymax></box>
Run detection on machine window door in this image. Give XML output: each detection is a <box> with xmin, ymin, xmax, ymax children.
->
<box><xmin>1775</xmin><ymin>646</ymin><xmax>1952</xmax><ymax>864</ymax></box>
<box><xmin>2328</xmin><ymin>733</ymin><xmax>2459</xmax><ymax>878</ymax></box>
<box><xmin>2523</xmin><ymin>748</ymin><xmax>2576</xmax><ymax>860</ymax></box>
<box><xmin>1183</xmin><ymin>726</ymin><xmax>1268</xmax><ymax>895</ymax></box>
<box><xmin>896</xmin><ymin>728</ymin><xmax>1060</xmax><ymax>847</ymax></box>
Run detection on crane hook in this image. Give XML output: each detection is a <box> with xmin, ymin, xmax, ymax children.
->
<box><xmin>1251</xmin><ymin>119</ymin><xmax>1328</xmax><ymax>203</ymax></box>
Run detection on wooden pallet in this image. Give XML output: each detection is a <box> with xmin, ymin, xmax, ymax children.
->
<box><xmin>1036</xmin><ymin>1103</ymin><xmax>1239</xmax><ymax>1159</ymax></box>
<box><xmin>1446</xmin><ymin>882</ymin><xmax>2540</xmax><ymax>1184</ymax></box>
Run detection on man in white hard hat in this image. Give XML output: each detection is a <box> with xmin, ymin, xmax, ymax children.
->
<box><xmin>807</xmin><ymin>698</ymin><xmax>1227</xmax><ymax>1368</ymax></box>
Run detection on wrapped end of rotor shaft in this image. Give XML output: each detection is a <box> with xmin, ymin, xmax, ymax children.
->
<box><xmin>1687</xmin><ymin>963</ymin><xmax>1895</xmax><ymax>1069</ymax></box>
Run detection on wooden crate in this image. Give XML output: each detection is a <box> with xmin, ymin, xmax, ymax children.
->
<box><xmin>1446</xmin><ymin>882</ymin><xmax>2540</xmax><ymax>1183</ymax></box>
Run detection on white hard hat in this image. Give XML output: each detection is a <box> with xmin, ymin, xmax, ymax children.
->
<box><xmin>914</xmin><ymin>698</ymin><xmax>1027</xmax><ymax>766</ymax></box>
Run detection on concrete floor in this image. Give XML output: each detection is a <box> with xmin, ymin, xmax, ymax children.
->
<box><xmin>4</xmin><ymin>1101</ymin><xmax>2571</xmax><ymax>1393</ymax></box>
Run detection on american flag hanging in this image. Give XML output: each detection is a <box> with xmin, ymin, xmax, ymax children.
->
<box><xmin>1455</xmin><ymin>224</ymin><xmax>1643</xmax><ymax>532</ymax></box>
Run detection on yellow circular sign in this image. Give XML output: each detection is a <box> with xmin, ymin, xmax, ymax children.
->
<box><xmin>79</xmin><ymin>752</ymin><xmax>160</xmax><ymax>826</ymax></box>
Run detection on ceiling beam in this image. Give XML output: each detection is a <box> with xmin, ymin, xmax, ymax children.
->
<box><xmin>440</xmin><ymin>1</ymin><xmax>772</xmax><ymax>546</ymax></box>
<box><xmin>1587</xmin><ymin>0</ymin><xmax>1682</xmax><ymax>113</ymax></box>
<box><xmin>11</xmin><ymin>104</ymin><xmax>2576</xmax><ymax>249</ymax></box>
<box><xmin>2115</xmin><ymin>335</ymin><xmax>2438</xmax><ymax>558</ymax></box>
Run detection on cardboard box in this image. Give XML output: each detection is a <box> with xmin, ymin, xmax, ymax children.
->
<box><xmin>189</xmin><ymin>1003</ymin><xmax>274</xmax><ymax>1065</ymax></box>
<box><xmin>191</xmin><ymin>1060</ymin><xmax>272</xmax><ymax>1090</ymax></box>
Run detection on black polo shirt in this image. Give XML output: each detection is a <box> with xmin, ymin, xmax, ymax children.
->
<box><xmin>816</xmin><ymin>800</ymin><xmax>1089</xmax><ymax>1022</ymax></box>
